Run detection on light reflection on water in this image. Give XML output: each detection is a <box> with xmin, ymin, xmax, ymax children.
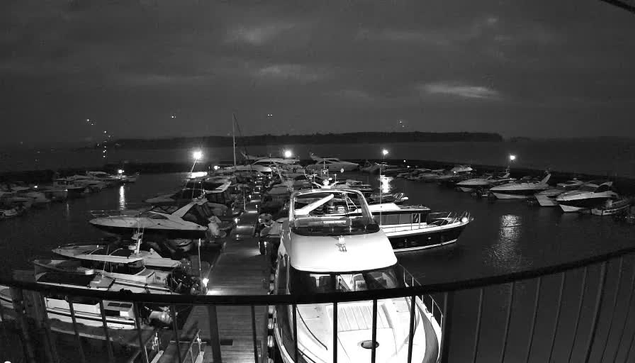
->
<box><xmin>490</xmin><ymin>214</ymin><xmax>527</xmax><ymax>270</ymax></box>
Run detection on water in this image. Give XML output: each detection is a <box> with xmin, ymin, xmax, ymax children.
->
<box><xmin>1</xmin><ymin>172</ymin><xmax>634</xmax><ymax>362</ymax></box>
<box><xmin>3</xmin><ymin>139</ymin><xmax>635</xmax><ymax>178</ymax></box>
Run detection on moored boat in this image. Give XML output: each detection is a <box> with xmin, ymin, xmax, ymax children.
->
<box><xmin>369</xmin><ymin>203</ymin><xmax>473</xmax><ymax>252</ymax></box>
<box><xmin>271</xmin><ymin>188</ymin><xmax>442</xmax><ymax>363</ymax></box>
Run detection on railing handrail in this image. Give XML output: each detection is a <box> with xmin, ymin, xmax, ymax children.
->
<box><xmin>3</xmin><ymin>244</ymin><xmax>635</xmax><ymax>306</ymax></box>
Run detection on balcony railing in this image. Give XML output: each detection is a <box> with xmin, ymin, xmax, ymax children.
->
<box><xmin>2</xmin><ymin>245</ymin><xmax>635</xmax><ymax>362</ymax></box>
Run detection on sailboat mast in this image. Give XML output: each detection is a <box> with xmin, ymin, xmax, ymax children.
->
<box><xmin>232</xmin><ymin>113</ymin><xmax>237</xmax><ymax>167</ymax></box>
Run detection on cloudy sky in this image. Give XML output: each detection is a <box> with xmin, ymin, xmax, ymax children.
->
<box><xmin>2</xmin><ymin>0</ymin><xmax>635</xmax><ymax>146</ymax></box>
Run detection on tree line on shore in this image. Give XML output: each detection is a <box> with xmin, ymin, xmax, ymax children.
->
<box><xmin>85</xmin><ymin>132</ymin><xmax>504</xmax><ymax>150</ymax></box>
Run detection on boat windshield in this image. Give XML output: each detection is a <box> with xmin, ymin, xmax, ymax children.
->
<box><xmin>291</xmin><ymin>191</ymin><xmax>379</xmax><ymax>235</ymax></box>
<box><xmin>578</xmin><ymin>185</ymin><xmax>598</xmax><ymax>192</ymax></box>
<box><xmin>289</xmin><ymin>265</ymin><xmax>405</xmax><ymax>294</ymax></box>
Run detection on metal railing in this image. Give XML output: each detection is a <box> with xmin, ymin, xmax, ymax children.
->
<box><xmin>3</xmin><ymin>245</ymin><xmax>635</xmax><ymax>362</ymax></box>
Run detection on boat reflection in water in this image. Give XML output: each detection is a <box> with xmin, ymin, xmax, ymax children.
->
<box><xmin>272</xmin><ymin>188</ymin><xmax>442</xmax><ymax>363</ymax></box>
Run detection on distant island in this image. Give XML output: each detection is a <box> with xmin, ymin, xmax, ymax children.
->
<box><xmin>85</xmin><ymin>132</ymin><xmax>504</xmax><ymax>150</ymax></box>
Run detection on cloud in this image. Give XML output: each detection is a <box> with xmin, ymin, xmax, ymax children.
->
<box><xmin>226</xmin><ymin>22</ymin><xmax>299</xmax><ymax>45</ymax></box>
<box><xmin>255</xmin><ymin>64</ymin><xmax>328</xmax><ymax>82</ymax></box>
<box><xmin>420</xmin><ymin>82</ymin><xmax>501</xmax><ymax>100</ymax></box>
<box><xmin>332</xmin><ymin>89</ymin><xmax>376</xmax><ymax>103</ymax></box>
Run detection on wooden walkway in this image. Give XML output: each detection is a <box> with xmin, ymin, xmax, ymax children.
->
<box><xmin>162</xmin><ymin>211</ymin><xmax>270</xmax><ymax>363</ymax></box>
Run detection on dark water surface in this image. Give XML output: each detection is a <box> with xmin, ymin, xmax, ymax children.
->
<box><xmin>1</xmin><ymin>171</ymin><xmax>634</xmax><ymax>362</ymax></box>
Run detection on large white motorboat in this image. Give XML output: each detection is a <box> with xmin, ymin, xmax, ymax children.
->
<box><xmin>307</xmin><ymin>153</ymin><xmax>360</xmax><ymax>172</ymax></box>
<box><xmin>489</xmin><ymin>173</ymin><xmax>551</xmax><ymax>200</ymax></box>
<box><xmin>89</xmin><ymin>200</ymin><xmax>212</xmax><ymax>239</ymax></box>
<box><xmin>272</xmin><ymin>188</ymin><xmax>442</xmax><ymax>363</ymax></box>
<box><xmin>556</xmin><ymin>181</ymin><xmax>619</xmax><ymax>213</ymax></box>
<box><xmin>455</xmin><ymin>169</ymin><xmax>515</xmax><ymax>193</ymax></box>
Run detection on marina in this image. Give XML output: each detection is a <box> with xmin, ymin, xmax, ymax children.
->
<box><xmin>1</xmin><ymin>151</ymin><xmax>635</xmax><ymax>362</ymax></box>
<box><xmin>2</xmin><ymin>0</ymin><xmax>635</xmax><ymax>361</ymax></box>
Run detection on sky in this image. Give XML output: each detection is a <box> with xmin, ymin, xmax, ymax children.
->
<box><xmin>1</xmin><ymin>0</ymin><xmax>635</xmax><ymax>146</ymax></box>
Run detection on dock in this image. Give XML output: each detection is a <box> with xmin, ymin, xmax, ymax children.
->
<box><xmin>160</xmin><ymin>210</ymin><xmax>271</xmax><ymax>363</ymax></box>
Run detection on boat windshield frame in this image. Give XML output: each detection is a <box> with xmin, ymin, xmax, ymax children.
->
<box><xmin>290</xmin><ymin>189</ymin><xmax>380</xmax><ymax>236</ymax></box>
<box><xmin>288</xmin><ymin>264</ymin><xmax>405</xmax><ymax>294</ymax></box>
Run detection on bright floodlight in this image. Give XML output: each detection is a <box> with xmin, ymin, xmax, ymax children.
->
<box><xmin>117</xmin><ymin>169</ymin><xmax>124</xmax><ymax>174</ymax></box>
<box><xmin>509</xmin><ymin>154</ymin><xmax>516</xmax><ymax>162</ymax></box>
<box><xmin>283</xmin><ymin>149</ymin><xmax>293</xmax><ymax>158</ymax></box>
<box><xmin>382</xmin><ymin>149</ymin><xmax>389</xmax><ymax>156</ymax></box>
<box><xmin>192</xmin><ymin>150</ymin><xmax>203</xmax><ymax>161</ymax></box>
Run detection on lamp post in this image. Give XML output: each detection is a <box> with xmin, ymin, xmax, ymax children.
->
<box><xmin>191</xmin><ymin>149</ymin><xmax>203</xmax><ymax>175</ymax></box>
<box><xmin>379</xmin><ymin>149</ymin><xmax>389</xmax><ymax>224</ymax></box>
<box><xmin>508</xmin><ymin>154</ymin><xmax>516</xmax><ymax>171</ymax></box>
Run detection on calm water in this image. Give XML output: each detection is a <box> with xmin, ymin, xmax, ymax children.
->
<box><xmin>1</xmin><ymin>172</ymin><xmax>634</xmax><ymax>362</ymax></box>
<box><xmin>3</xmin><ymin>139</ymin><xmax>635</xmax><ymax>178</ymax></box>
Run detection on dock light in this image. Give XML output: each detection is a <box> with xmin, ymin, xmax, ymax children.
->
<box><xmin>117</xmin><ymin>169</ymin><xmax>124</xmax><ymax>174</ymax></box>
<box><xmin>213</xmin><ymin>165</ymin><xmax>220</xmax><ymax>171</ymax></box>
<box><xmin>192</xmin><ymin>150</ymin><xmax>203</xmax><ymax>161</ymax></box>
<box><xmin>202</xmin><ymin>278</ymin><xmax>209</xmax><ymax>286</ymax></box>
<box><xmin>382</xmin><ymin>149</ymin><xmax>389</xmax><ymax>157</ymax></box>
<box><xmin>509</xmin><ymin>154</ymin><xmax>516</xmax><ymax>162</ymax></box>
<box><xmin>283</xmin><ymin>149</ymin><xmax>293</xmax><ymax>158</ymax></box>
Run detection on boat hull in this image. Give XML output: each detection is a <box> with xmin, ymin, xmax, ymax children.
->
<box><xmin>557</xmin><ymin>196</ymin><xmax>612</xmax><ymax>212</ymax></box>
<box><xmin>384</xmin><ymin>223</ymin><xmax>469</xmax><ymax>252</ymax></box>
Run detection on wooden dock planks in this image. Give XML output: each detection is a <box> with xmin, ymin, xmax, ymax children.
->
<box><xmin>176</xmin><ymin>219</ymin><xmax>271</xmax><ymax>363</ymax></box>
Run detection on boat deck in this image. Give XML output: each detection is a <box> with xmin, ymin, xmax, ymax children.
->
<box><xmin>160</xmin><ymin>210</ymin><xmax>270</xmax><ymax>363</ymax></box>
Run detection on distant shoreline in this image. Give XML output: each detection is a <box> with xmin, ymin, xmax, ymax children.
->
<box><xmin>3</xmin><ymin>157</ymin><xmax>635</xmax><ymax>196</ymax></box>
<box><xmin>77</xmin><ymin>132</ymin><xmax>504</xmax><ymax>151</ymax></box>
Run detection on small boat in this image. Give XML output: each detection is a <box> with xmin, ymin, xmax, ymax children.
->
<box><xmin>89</xmin><ymin>200</ymin><xmax>212</xmax><ymax>239</ymax></box>
<box><xmin>456</xmin><ymin>170</ymin><xmax>514</xmax><ymax>193</ymax></box>
<box><xmin>368</xmin><ymin>203</ymin><xmax>472</xmax><ymax>251</ymax></box>
<box><xmin>489</xmin><ymin>173</ymin><xmax>551</xmax><ymax>200</ymax></box>
<box><xmin>556</xmin><ymin>180</ymin><xmax>618</xmax><ymax>213</ymax></box>
<box><xmin>307</xmin><ymin>153</ymin><xmax>360</xmax><ymax>172</ymax></box>
<box><xmin>0</xmin><ymin>272</ymin><xmax>172</xmax><ymax>330</ymax></box>
<box><xmin>591</xmin><ymin>197</ymin><xmax>631</xmax><ymax>216</ymax></box>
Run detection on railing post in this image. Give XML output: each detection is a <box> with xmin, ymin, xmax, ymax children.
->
<box><xmin>598</xmin><ymin>257</ymin><xmax>624</xmax><ymax>362</ymax></box>
<box><xmin>499</xmin><ymin>282</ymin><xmax>516</xmax><ymax>363</ymax></box>
<box><xmin>524</xmin><ymin>277</ymin><xmax>542</xmax><ymax>363</ymax></box>
<box><xmin>332</xmin><ymin>302</ymin><xmax>338</xmax><ymax>363</ymax></box>
<box><xmin>98</xmin><ymin>300</ymin><xmax>115</xmax><ymax>362</ymax></box>
<box><xmin>207</xmin><ymin>305</ymin><xmax>223</xmax><ymax>363</ymax></box>
<box><xmin>547</xmin><ymin>272</ymin><xmax>567</xmax><ymax>362</ymax></box>
<box><xmin>251</xmin><ymin>305</ymin><xmax>259</xmax><ymax>363</ymax></box>
<box><xmin>440</xmin><ymin>291</ymin><xmax>454</xmax><ymax>363</ymax></box>
<box><xmin>407</xmin><ymin>295</ymin><xmax>416</xmax><ymax>363</ymax></box>
<box><xmin>565</xmin><ymin>267</ymin><xmax>588</xmax><ymax>363</ymax></box>
<box><xmin>371</xmin><ymin>299</ymin><xmax>378</xmax><ymax>363</ymax></box>
<box><xmin>583</xmin><ymin>261</ymin><xmax>609</xmax><ymax>363</ymax></box>
<box><xmin>68</xmin><ymin>300</ymin><xmax>87</xmax><ymax>363</ymax></box>
<box><xmin>471</xmin><ymin>288</ymin><xmax>485</xmax><ymax>363</ymax></box>
<box><xmin>611</xmin><ymin>258</ymin><xmax>635</xmax><ymax>363</ymax></box>
<box><xmin>10</xmin><ymin>287</ymin><xmax>37</xmax><ymax>363</ymax></box>
<box><xmin>35</xmin><ymin>292</ymin><xmax>59</xmax><ymax>363</ymax></box>
<box><xmin>171</xmin><ymin>304</ymin><xmax>183</xmax><ymax>363</ymax></box>
<box><xmin>133</xmin><ymin>302</ymin><xmax>149</xmax><ymax>363</ymax></box>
